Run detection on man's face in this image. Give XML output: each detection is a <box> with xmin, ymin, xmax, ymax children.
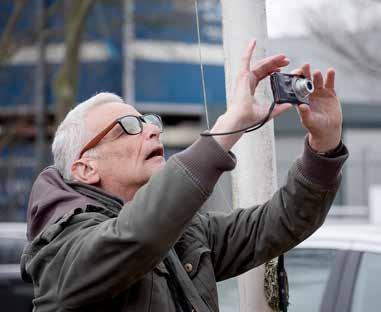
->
<box><xmin>85</xmin><ymin>102</ymin><xmax>165</xmax><ymax>194</ymax></box>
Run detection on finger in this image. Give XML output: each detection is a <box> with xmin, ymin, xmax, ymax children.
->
<box><xmin>312</xmin><ymin>70</ymin><xmax>324</xmax><ymax>89</ymax></box>
<box><xmin>252</xmin><ymin>54</ymin><xmax>289</xmax><ymax>80</ymax></box>
<box><xmin>301</xmin><ymin>64</ymin><xmax>312</xmax><ymax>80</ymax></box>
<box><xmin>291</xmin><ymin>68</ymin><xmax>303</xmax><ymax>75</ymax></box>
<box><xmin>240</xmin><ymin>39</ymin><xmax>256</xmax><ymax>73</ymax></box>
<box><xmin>270</xmin><ymin>103</ymin><xmax>293</xmax><ymax>119</ymax></box>
<box><xmin>324</xmin><ymin>68</ymin><xmax>335</xmax><ymax>89</ymax></box>
<box><xmin>296</xmin><ymin>103</ymin><xmax>313</xmax><ymax>125</ymax></box>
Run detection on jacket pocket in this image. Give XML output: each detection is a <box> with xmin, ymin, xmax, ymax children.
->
<box><xmin>182</xmin><ymin>246</ymin><xmax>219</xmax><ymax>310</ymax></box>
<box><xmin>182</xmin><ymin>246</ymin><xmax>210</xmax><ymax>278</ymax></box>
<box><xmin>150</xmin><ymin>262</ymin><xmax>177</xmax><ymax>312</ymax></box>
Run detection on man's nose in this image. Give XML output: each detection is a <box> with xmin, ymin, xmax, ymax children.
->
<box><xmin>143</xmin><ymin>122</ymin><xmax>161</xmax><ymax>139</ymax></box>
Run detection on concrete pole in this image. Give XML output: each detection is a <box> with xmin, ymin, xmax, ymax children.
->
<box><xmin>220</xmin><ymin>1</ymin><xmax>277</xmax><ymax>311</ymax></box>
<box><xmin>369</xmin><ymin>185</ymin><xmax>381</xmax><ymax>225</ymax></box>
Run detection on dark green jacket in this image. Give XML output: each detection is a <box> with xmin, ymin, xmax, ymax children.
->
<box><xmin>21</xmin><ymin>136</ymin><xmax>348</xmax><ymax>311</ymax></box>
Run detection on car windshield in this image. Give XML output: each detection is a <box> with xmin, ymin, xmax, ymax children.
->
<box><xmin>285</xmin><ymin>248</ymin><xmax>337</xmax><ymax>311</ymax></box>
<box><xmin>351</xmin><ymin>252</ymin><xmax>381</xmax><ymax>312</ymax></box>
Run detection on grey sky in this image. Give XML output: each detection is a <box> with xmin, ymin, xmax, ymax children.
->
<box><xmin>267</xmin><ymin>0</ymin><xmax>381</xmax><ymax>38</ymax></box>
<box><xmin>266</xmin><ymin>0</ymin><xmax>325</xmax><ymax>38</ymax></box>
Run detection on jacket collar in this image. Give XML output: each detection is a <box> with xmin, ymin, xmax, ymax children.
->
<box><xmin>27</xmin><ymin>166</ymin><xmax>126</xmax><ymax>240</ymax></box>
<box><xmin>69</xmin><ymin>182</ymin><xmax>125</xmax><ymax>218</ymax></box>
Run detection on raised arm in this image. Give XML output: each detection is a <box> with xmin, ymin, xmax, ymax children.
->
<box><xmin>199</xmin><ymin>60</ymin><xmax>347</xmax><ymax>280</ymax></box>
<box><xmin>200</xmin><ymin>139</ymin><xmax>348</xmax><ymax>281</ymax></box>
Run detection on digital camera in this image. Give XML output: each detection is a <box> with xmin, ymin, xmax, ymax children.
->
<box><xmin>270</xmin><ymin>72</ymin><xmax>314</xmax><ymax>105</ymax></box>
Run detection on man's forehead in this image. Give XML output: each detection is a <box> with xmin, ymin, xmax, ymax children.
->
<box><xmin>86</xmin><ymin>102</ymin><xmax>140</xmax><ymax>132</ymax></box>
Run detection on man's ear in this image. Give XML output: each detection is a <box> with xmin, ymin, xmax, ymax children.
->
<box><xmin>71</xmin><ymin>159</ymin><xmax>100</xmax><ymax>185</ymax></box>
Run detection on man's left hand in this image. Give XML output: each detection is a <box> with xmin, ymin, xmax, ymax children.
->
<box><xmin>292</xmin><ymin>64</ymin><xmax>342</xmax><ymax>153</ymax></box>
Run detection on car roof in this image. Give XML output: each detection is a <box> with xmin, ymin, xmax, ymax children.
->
<box><xmin>0</xmin><ymin>223</ymin><xmax>27</xmax><ymax>239</ymax></box>
<box><xmin>297</xmin><ymin>222</ymin><xmax>381</xmax><ymax>253</ymax></box>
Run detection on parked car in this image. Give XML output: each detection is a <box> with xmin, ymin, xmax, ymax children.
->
<box><xmin>218</xmin><ymin>222</ymin><xmax>381</xmax><ymax>312</ymax></box>
<box><xmin>0</xmin><ymin>223</ymin><xmax>33</xmax><ymax>311</ymax></box>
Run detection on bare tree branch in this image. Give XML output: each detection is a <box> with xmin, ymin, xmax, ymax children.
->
<box><xmin>53</xmin><ymin>0</ymin><xmax>97</xmax><ymax>125</ymax></box>
<box><xmin>0</xmin><ymin>0</ymin><xmax>27</xmax><ymax>64</ymax></box>
<box><xmin>0</xmin><ymin>0</ymin><xmax>65</xmax><ymax>67</ymax></box>
<box><xmin>305</xmin><ymin>1</ymin><xmax>381</xmax><ymax>77</ymax></box>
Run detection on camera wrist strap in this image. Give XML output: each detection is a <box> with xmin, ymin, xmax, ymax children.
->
<box><xmin>200</xmin><ymin>101</ymin><xmax>276</xmax><ymax>136</ymax></box>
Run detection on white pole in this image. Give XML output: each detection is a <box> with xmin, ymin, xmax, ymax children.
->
<box><xmin>369</xmin><ymin>185</ymin><xmax>381</xmax><ymax>225</ymax></box>
<box><xmin>220</xmin><ymin>1</ymin><xmax>277</xmax><ymax>311</ymax></box>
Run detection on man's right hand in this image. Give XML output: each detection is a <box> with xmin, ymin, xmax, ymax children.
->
<box><xmin>291</xmin><ymin>64</ymin><xmax>343</xmax><ymax>153</ymax></box>
<box><xmin>211</xmin><ymin>39</ymin><xmax>292</xmax><ymax>151</ymax></box>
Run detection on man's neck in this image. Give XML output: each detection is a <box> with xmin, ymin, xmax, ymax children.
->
<box><xmin>100</xmin><ymin>180</ymin><xmax>140</xmax><ymax>203</ymax></box>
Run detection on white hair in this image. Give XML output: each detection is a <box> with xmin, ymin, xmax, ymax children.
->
<box><xmin>52</xmin><ymin>92</ymin><xmax>124</xmax><ymax>181</ymax></box>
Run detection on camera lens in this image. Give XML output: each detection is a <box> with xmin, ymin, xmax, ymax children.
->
<box><xmin>293</xmin><ymin>78</ymin><xmax>315</xmax><ymax>100</ymax></box>
<box><xmin>306</xmin><ymin>81</ymin><xmax>313</xmax><ymax>91</ymax></box>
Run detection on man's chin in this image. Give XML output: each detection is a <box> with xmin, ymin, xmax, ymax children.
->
<box><xmin>146</xmin><ymin>156</ymin><xmax>166</xmax><ymax>171</ymax></box>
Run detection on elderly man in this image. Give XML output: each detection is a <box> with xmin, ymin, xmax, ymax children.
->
<box><xmin>21</xmin><ymin>40</ymin><xmax>347</xmax><ymax>311</ymax></box>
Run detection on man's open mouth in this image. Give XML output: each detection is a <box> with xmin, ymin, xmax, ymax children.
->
<box><xmin>145</xmin><ymin>146</ymin><xmax>164</xmax><ymax>160</ymax></box>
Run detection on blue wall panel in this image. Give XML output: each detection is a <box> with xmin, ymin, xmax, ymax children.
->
<box><xmin>135</xmin><ymin>60</ymin><xmax>225</xmax><ymax>106</ymax></box>
<box><xmin>0</xmin><ymin>65</ymin><xmax>36</xmax><ymax>107</ymax></box>
<box><xmin>0</xmin><ymin>143</ymin><xmax>36</xmax><ymax>221</ymax></box>
<box><xmin>0</xmin><ymin>60</ymin><xmax>122</xmax><ymax>108</ymax></box>
<box><xmin>77</xmin><ymin>60</ymin><xmax>122</xmax><ymax>102</ymax></box>
<box><xmin>135</xmin><ymin>0</ymin><xmax>222</xmax><ymax>44</ymax></box>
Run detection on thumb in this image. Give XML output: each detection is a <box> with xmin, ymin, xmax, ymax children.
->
<box><xmin>249</xmin><ymin>72</ymin><xmax>259</xmax><ymax>95</ymax></box>
<box><xmin>235</xmin><ymin>73</ymin><xmax>253</xmax><ymax>101</ymax></box>
<box><xmin>270</xmin><ymin>103</ymin><xmax>292</xmax><ymax>119</ymax></box>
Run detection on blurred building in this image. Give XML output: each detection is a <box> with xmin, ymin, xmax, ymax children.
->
<box><xmin>1</xmin><ymin>0</ymin><xmax>380</xmax><ymax>221</ymax></box>
<box><xmin>0</xmin><ymin>0</ymin><xmax>124</xmax><ymax>220</ymax></box>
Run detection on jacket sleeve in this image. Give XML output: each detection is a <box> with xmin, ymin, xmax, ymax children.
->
<box><xmin>199</xmin><ymin>139</ymin><xmax>349</xmax><ymax>282</ymax></box>
<box><xmin>42</xmin><ymin>137</ymin><xmax>235</xmax><ymax>308</ymax></box>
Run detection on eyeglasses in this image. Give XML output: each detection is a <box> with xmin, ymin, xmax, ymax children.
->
<box><xmin>78</xmin><ymin>113</ymin><xmax>163</xmax><ymax>159</ymax></box>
